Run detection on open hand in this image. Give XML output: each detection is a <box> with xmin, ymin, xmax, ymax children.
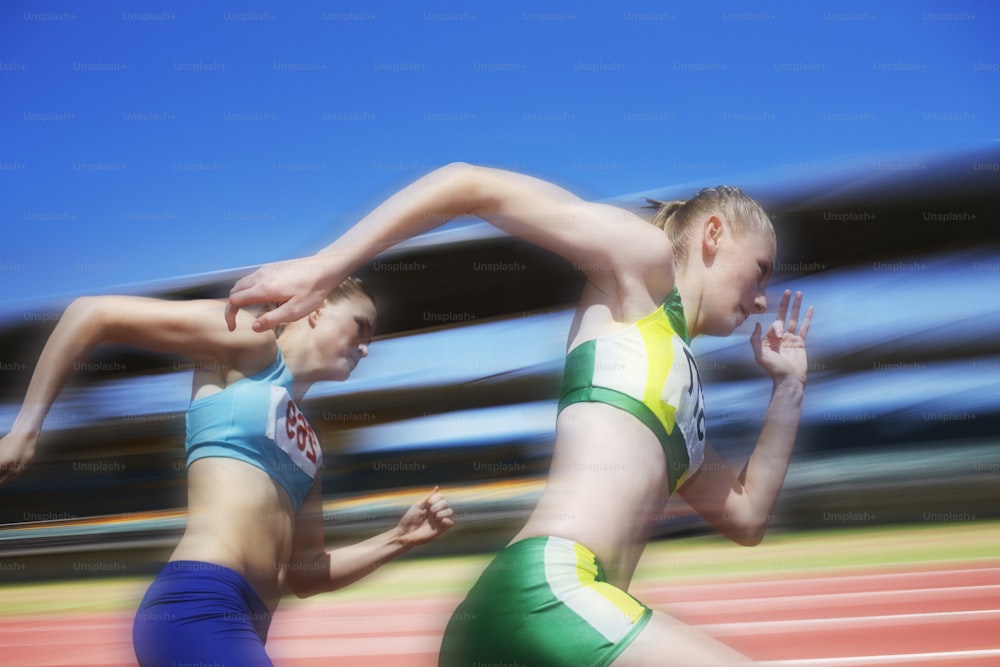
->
<box><xmin>750</xmin><ymin>289</ymin><xmax>813</xmax><ymax>386</ymax></box>
<box><xmin>395</xmin><ymin>486</ymin><xmax>455</xmax><ymax>547</ymax></box>
<box><xmin>225</xmin><ymin>256</ymin><xmax>345</xmax><ymax>332</ymax></box>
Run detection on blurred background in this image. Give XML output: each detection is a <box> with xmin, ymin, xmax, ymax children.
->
<box><xmin>2</xmin><ymin>1</ymin><xmax>999</xmax><ymax>582</ymax></box>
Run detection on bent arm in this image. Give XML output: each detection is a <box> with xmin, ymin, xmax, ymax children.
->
<box><xmin>228</xmin><ymin>162</ymin><xmax>672</xmax><ymax>330</ymax></box>
<box><xmin>679</xmin><ymin>291</ymin><xmax>812</xmax><ymax>546</ymax></box>
<box><xmin>679</xmin><ymin>379</ymin><xmax>804</xmax><ymax>546</ymax></box>
<box><xmin>8</xmin><ymin>297</ymin><xmax>110</xmax><ymax>441</ymax></box>
<box><xmin>1</xmin><ymin>296</ymin><xmax>268</xmax><ymax>483</ymax></box>
<box><xmin>287</xmin><ymin>485</ymin><xmax>453</xmax><ymax>598</ymax></box>
<box><xmin>324</xmin><ymin>162</ymin><xmax>667</xmax><ymax>276</ymax></box>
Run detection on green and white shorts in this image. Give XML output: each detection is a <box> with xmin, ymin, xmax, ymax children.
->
<box><xmin>439</xmin><ymin>536</ymin><xmax>652</xmax><ymax>667</ymax></box>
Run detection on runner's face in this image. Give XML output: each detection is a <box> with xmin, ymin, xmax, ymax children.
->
<box><xmin>313</xmin><ymin>294</ymin><xmax>376</xmax><ymax>380</ymax></box>
<box><xmin>704</xmin><ymin>226</ymin><xmax>775</xmax><ymax>336</ymax></box>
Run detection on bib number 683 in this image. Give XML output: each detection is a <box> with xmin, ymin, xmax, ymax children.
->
<box><xmin>285</xmin><ymin>400</ymin><xmax>319</xmax><ymax>464</ymax></box>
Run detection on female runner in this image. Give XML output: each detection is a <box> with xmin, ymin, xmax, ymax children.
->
<box><xmin>0</xmin><ymin>277</ymin><xmax>454</xmax><ymax>666</ymax></box>
<box><xmin>225</xmin><ymin>163</ymin><xmax>813</xmax><ymax>665</ymax></box>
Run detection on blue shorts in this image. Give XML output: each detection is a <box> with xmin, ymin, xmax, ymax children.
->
<box><xmin>439</xmin><ymin>536</ymin><xmax>652</xmax><ymax>667</ymax></box>
<box><xmin>133</xmin><ymin>560</ymin><xmax>273</xmax><ymax>667</ymax></box>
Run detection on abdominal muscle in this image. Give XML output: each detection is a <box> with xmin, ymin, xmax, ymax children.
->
<box><xmin>512</xmin><ymin>401</ymin><xmax>673</xmax><ymax>590</ymax></box>
<box><xmin>512</xmin><ymin>285</ymin><xmax>675</xmax><ymax>589</ymax></box>
<box><xmin>168</xmin><ymin>458</ymin><xmax>297</xmax><ymax>612</ymax></box>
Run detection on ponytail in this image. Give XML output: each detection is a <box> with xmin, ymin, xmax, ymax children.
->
<box><xmin>645</xmin><ymin>198</ymin><xmax>686</xmax><ymax>231</ymax></box>
<box><xmin>644</xmin><ymin>187</ymin><xmax>773</xmax><ymax>264</ymax></box>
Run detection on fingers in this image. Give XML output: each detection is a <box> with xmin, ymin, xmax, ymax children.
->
<box><xmin>421</xmin><ymin>485</ymin><xmax>454</xmax><ymax>529</ymax></box>
<box><xmin>224</xmin><ymin>299</ymin><xmax>240</xmax><ymax>332</ymax></box>
<box><xmin>775</xmin><ymin>289</ymin><xmax>791</xmax><ymax>323</ymax></box>
<box><xmin>420</xmin><ymin>485</ymin><xmax>441</xmax><ymax>507</ymax></box>
<box><xmin>225</xmin><ymin>273</ymin><xmax>260</xmax><ymax>331</ymax></box>
<box><xmin>252</xmin><ymin>300</ymin><xmax>300</xmax><ymax>333</ymax></box>
<box><xmin>770</xmin><ymin>289</ymin><xmax>813</xmax><ymax>341</ymax></box>
<box><xmin>227</xmin><ymin>273</ymin><xmax>258</xmax><ymax>305</ymax></box>
<box><xmin>771</xmin><ymin>318</ymin><xmax>785</xmax><ymax>339</ymax></box>
<box><xmin>787</xmin><ymin>291</ymin><xmax>802</xmax><ymax>334</ymax></box>
<box><xmin>780</xmin><ymin>291</ymin><xmax>813</xmax><ymax>341</ymax></box>
<box><xmin>252</xmin><ymin>311</ymin><xmax>277</xmax><ymax>333</ymax></box>
<box><xmin>798</xmin><ymin>305</ymin><xmax>814</xmax><ymax>341</ymax></box>
<box><xmin>748</xmin><ymin>321</ymin><xmax>763</xmax><ymax>359</ymax></box>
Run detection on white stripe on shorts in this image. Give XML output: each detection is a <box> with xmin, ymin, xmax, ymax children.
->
<box><xmin>543</xmin><ymin>536</ymin><xmax>635</xmax><ymax>644</ymax></box>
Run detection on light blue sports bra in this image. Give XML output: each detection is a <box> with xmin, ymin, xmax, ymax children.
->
<box><xmin>185</xmin><ymin>349</ymin><xmax>321</xmax><ymax>513</ymax></box>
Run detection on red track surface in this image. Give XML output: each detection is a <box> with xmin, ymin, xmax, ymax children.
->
<box><xmin>2</xmin><ymin>561</ymin><xmax>998</xmax><ymax>666</ymax></box>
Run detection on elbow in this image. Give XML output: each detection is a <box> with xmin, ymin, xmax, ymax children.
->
<box><xmin>727</xmin><ymin>515</ymin><xmax>769</xmax><ymax>547</ymax></box>
<box><xmin>286</xmin><ymin>570</ymin><xmax>320</xmax><ymax>599</ymax></box>
<box><xmin>66</xmin><ymin>294</ymin><xmax>113</xmax><ymax>323</ymax></box>
<box><xmin>436</xmin><ymin>161</ymin><xmax>478</xmax><ymax>189</ymax></box>
<box><xmin>285</xmin><ymin>554</ymin><xmax>326</xmax><ymax>599</ymax></box>
<box><xmin>441</xmin><ymin>160</ymin><xmax>473</xmax><ymax>172</ymax></box>
<box><xmin>439</xmin><ymin>161</ymin><xmax>481</xmax><ymax>178</ymax></box>
<box><xmin>732</xmin><ymin>527</ymin><xmax>766</xmax><ymax>547</ymax></box>
<box><xmin>65</xmin><ymin>295</ymin><xmax>100</xmax><ymax>319</ymax></box>
<box><xmin>722</xmin><ymin>494</ymin><xmax>775</xmax><ymax>547</ymax></box>
<box><xmin>289</xmin><ymin>583</ymin><xmax>312</xmax><ymax>600</ymax></box>
<box><xmin>435</xmin><ymin>161</ymin><xmax>492</xmax><ymax>215</ymax></box>
<box><xmin>61</xmin><ymin>296</ymin><xmax>109</xmax><ymax>339</ymax></box>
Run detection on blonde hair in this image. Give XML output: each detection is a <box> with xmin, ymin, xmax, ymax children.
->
<box><xmin>323</xmin><ymin>276</ymin><xmax>375</xmax><ymax>308</ymax></box>
<box><xmin>262</xmin><ymin>276</ymin><xmax>375</xmax><ymax>337</ymax></box>
<box><xmin>645</xmin><ymin>186</ymin><xmax>774</xmax><ymax>265</ymax></box>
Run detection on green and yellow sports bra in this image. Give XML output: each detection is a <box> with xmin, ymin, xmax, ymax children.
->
<box><xmin>558</xmin><ymin>287</ymin><xmax>706</xmax><ymax>494</ymax></box>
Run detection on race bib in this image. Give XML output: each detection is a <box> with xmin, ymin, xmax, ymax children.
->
<box><xmin>265</xmin><ymin>386</ymin><xmax>322</xmax><ymax>478</ymax></box>
<box><xmin>677</xmin><ymin>344</ymin><xmax>707</xmax><ymax>471</ymax></box>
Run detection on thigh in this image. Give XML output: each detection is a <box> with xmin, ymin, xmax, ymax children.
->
<box><xmin>133</xmin><ymin>561</ymin><xmax>274</xmax><ymax>667</ymax></box>
<box><xmin>611</xmin><ymin>610</ymin><xmax>754</xmax><ymax>667</ymax></box>
<box><xmin>134</xmin><ymin>609</ymin><xmax>273</xmax><ymax>667</ymax></box>
<box><xmin>440</xmin><ymin>537</ymin><xmax>654</xmax><ymax>667</ymax></box>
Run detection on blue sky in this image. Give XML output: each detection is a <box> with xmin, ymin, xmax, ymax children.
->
<box><xmin>2</xmin><ymin>0</ymin><xmax>998</xmax><ymax>306</ymax></box>
<box><xmin>1</xmin><ymin>1</ymin><xmax>999</xmax><ymax>478</ymax></box>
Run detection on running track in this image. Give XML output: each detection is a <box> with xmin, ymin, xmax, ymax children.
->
<box><xmin>2</xmin><ymin>561</ymin><xmax>998</xmax><ymax>666</ymax></box>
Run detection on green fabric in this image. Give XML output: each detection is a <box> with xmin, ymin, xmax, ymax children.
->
<box><xmin>661</xmin><ymin>286</ymin><xmax>691</xmax><ymax>345</ymax></box>
<box><xmin>438</xmin><ymin>537</ymin><xmax>652</xmax><ymax>667</ymax></box>
<box><xmin>558</xmin><ymin>325</ymin><xmax>693</xmax><ymax>494</ymax></box>
<box><xmin>559</xmin><ymin>385</ymin><xmax>690</xmax><ymax>494</ymax></box>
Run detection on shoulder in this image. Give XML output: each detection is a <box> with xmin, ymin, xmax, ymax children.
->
<box><xmin>190</xmin><ymin>313</ymin><xmax>279</xmax><ymax>393</ymax></box>
<box><xmin>592</xmin><ymin>208</ymin><xmax>675</xmax><ymax>314</ymax></box>
<box><xmin>138</xmin><ymin>297</ymin><xmax>278</xmax><ymax>377</ymax></box>
<box><xmin>211</xmin><ymin>301</ymin><xmax>280</xmax><ymax>376</ymax></box>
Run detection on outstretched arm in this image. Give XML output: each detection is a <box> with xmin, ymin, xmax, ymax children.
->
<box><xmin>679</xmin><ymin>290</ymin><xmax>813</xmax><ymax>546</ymax></box>
<box><xmin>0</xmin><ymin>296</ymin><xmax>270</xmax><ymax>485</ymax></box>
<box><xmin>227</xmin><ymin>162</ymin><xmax>672</xmax><ymax>331</ymax></box>
<box><xmin>287</xmin><ymin>485</ymin><xmax>454</xmax><ymax>598</ymax></box>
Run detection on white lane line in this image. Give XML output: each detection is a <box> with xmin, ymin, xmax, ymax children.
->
<box><xmin>653</xmin><ymin>584</ymin><xmax>1000</xmax><ymax>613</ymax></box>
<box><xmin>701</xmin><ymin>608</ymin><xmax>1000</xmax><ymax>636</ymax></box>
<box><xmin>268</xmin><ymin>634</ymin><xmax>439</xmax><ymax>658</ymax></box>
<box><xmin>644</xmin><ymin>567</ymin><xmax>1000</xmax><ymax>597</ymax></box>
<box><xmin>761</xmin><ymin>648</ymin><xmax>1000</xmax><ymax>666</ymax></box>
